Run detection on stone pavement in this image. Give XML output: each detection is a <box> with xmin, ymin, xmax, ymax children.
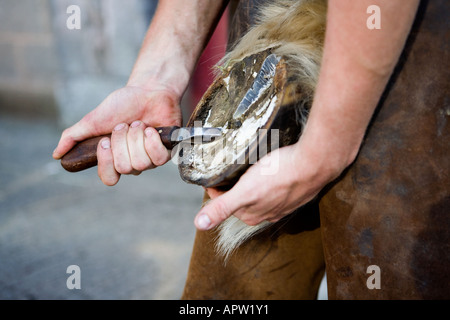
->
<box><xmin>0</xmin><ymin>112</ymin><xmax>203</xmax><ymax>299</ymax></box>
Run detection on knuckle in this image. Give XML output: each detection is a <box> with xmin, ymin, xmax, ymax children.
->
<box><xmin>102</xmin><ymin>176</ymin><xmax>118</xmax><ymax>187</ymax></box>
<box><xmin>97</xmin><ymin>152</ymin><xmax>112</xmax><ymax>169</ymax></box>
<box><xmin>151</xmin><ymin>153</ymin><xmax>169</xmax><ymax>167</ymax></box>
<box><xmin>145</xmin><ymin>136</ymin><xmax>170</xmax><ymax>167</ymax></box>
<box><xmin>61</xmin><ymin>128</ymin><xmax>74</xmax><ymax>141</ymax></box>
<box><xmin>61</xmin><ymin>128</ymin><xmax>70</xmax><ymax>137</ymax></box>
<box><xmin>97</xmin><ymin>165</ymin><xmax>119</xmax><ymax>187</ymax></box>
<box><xmin>131</xmin><ymin>158</ymin><xmax>152</xmax><ymax>172</ymax></box>
<box><xmin>212</xmin><ymin>198</ymin><xmax>232</xmax><ymax>222</ymax></box>
<box><xmin>115</xmin><ymin>162</ymin><xmax>133</xmax><ymax>175</ymax></box>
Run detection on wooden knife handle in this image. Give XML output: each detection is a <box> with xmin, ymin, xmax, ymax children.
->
<box><xmin>155</xmin><ymin>126</ymin><xmax>180</xmax><ymax>150</ymax></box>
<box><xmin>60</xmin><ymin>126</ymin><xmax>180</xmax><ymax>172</ymax></box>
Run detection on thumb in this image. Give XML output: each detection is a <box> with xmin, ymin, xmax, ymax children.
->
<box><xmin>52</xmin><ymin>120</ymin><xmax>97</xmax><ymax>160</ymax></box>
<box><xmin>194</xmin><ymin>189</ymin><xmax>243</xmax><ymax>230</ymax></box>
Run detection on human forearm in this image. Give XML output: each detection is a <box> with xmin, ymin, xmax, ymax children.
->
<box><xmin>193</xmin><ymin>0</ymin><xmax>421</xmax><ymax>231</ymax></box>
<box><xmin>298</xmin><ymin>0</ymin><xmax>419</xmax><ymax>175</ymax></box>
<box><xmin>127</xmin><ymin>0</ymin><xmax>229</xmax><ymax>97</ymax></box>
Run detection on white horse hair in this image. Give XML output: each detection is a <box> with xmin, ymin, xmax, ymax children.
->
<box><xmin>214</xmin><ymin>0</ymin><xmax>326</xmax><ymax>260</ymax></box>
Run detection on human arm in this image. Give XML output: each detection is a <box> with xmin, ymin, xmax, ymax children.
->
<box><xmin>53</xmin><ymin>0</ymin><xmax>228</xmax><ymax>185</ymax></box>
<box><xmin>194</xmin><ymin>0</ymin><xmax>420</xmax><ymax>230</ymax></box>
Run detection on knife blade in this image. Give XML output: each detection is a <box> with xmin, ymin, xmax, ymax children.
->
<box><xmin>60</xmin><ymin>125</ymin><xmax>222</xmax><ymax>172</ymax></box>
<box><xmin>156</xmin><ymin>126</ymin><xmax>222</xmax><ymax>146</ymax></box>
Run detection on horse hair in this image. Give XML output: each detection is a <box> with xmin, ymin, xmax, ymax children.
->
<box><xmin>214</xmin><ymin>0</ymin><xmax>326</xmax><ymax>260</ymax></box>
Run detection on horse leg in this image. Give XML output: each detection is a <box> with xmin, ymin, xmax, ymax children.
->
<box><xmin>182</xmin><ymin>192</ymin><xmax>325</xmax><ymax>299</ymax></box>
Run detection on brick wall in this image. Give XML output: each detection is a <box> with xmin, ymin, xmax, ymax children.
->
<box><xmin>0</xmin><ymin>0</ymin><xmax>58</xmax><ymax>117</ymax></box>
<box><xmin>0</xmin><ymin>0</ymin><xmax>156</xmax><ymax>126</ymax></box>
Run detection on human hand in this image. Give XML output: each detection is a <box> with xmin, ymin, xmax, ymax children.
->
<box><xmin>191</xmin><ymin>0</ymin><xmax>419</xmax><ymax>232</ymax></box>
<box><xmin>193</xmin><ymin>137</ymin><xmax>349</xmax><ymax>230</ymax></box>
<box><xmin>53</xmin><ymin>85</ymin><xmax>182</xmax><ymax>185</ymax></box>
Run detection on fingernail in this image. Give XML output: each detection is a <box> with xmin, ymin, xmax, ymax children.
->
<box><xmin>145</xmin><ymin>128</ymin><xmax>152</xmax><ymax>137</ymax></box>
<box><xmin>101</xmin><ymin>139</ymin><xmax>111</xmax><ymax>149</ymax></box>
<box><xmin>130</xmin><ymin>120</ymin><xmax>141</xmax><ymax>128</ymax></box>
<box><xmin>114</xmin><ymin>123</ymin><xmax>126</xmax><ymax>131</ymax></box>
<box><xmin>196</xmin><ymin>214</ymin><xmax>211</xmax><ymax>230</ymax></box>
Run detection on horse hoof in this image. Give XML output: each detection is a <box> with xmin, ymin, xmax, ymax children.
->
<box><xmin>178</xmin><ymin>48</ymin><xmax>312</xmax><ymax>188</ymax></box>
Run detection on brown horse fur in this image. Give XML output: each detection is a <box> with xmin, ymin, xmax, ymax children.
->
<box><xmin>213</xmin><ymin>0</ymin><xmax>327</xmax><ymax>260</ymax></box>
<box><xmin>183</xmin><ymin>0</ymin><xmax>449</xmax><ymax>299</ymax></box>
<box><xmin>182</xmin><ymin>0</ymin><xmax>328</xmax><ymax>300</ymax></box>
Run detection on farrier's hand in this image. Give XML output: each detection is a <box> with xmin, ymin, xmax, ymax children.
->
<box><xmin>52</xmin><ymin>85</ymin><xmax>182</xmax><ymax>185</ymax></box>
<box><xmin>52</xmin><ymin>0</ymin><xmax>232</xmax><ymax>186</ymax></box>
<box><xmin>194</xmin><ymin>137</ymin><xmax>348</xmax><ymax>230</ymax></box>
<box><xmin>195</xmin><ymin>0</ymin><xmax>421</xmax><ymax>230</ymax></box>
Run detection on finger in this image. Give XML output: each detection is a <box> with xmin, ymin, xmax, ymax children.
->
<box><xmin>127</xmin><ymin>121</ymin><xmax>155</xmax><ymax>171</ymax></box>
<box><xmin>52</xmin><ymin>120</ymin><xmax>95</xmax><ymax>160</ymax></box>
<box><xmin>194</xmin><ymin>187</ymin><xmax>246</xmax><ymax>230</ymax></box>
<box><xmin>144</xmin><ymin>127</ymin><xmax>171</xmax><ymax>166</ymax></box>
<box><xmin>97</xmin><ymin>137</ymin><xmax>120</xmax><ymax>186</ymax></box>
<box><xmin>110</xmin><ymin>123</ymin><xmax>135</xmax><ymax>174</ymax></box>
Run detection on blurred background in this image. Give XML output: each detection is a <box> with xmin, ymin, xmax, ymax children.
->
<box><xmin>0</xmin><ymin>0</ymin><xmax>228</xmax><ymax>299</ymax></box>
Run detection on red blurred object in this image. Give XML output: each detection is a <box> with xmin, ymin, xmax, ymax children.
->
<box><xmin>189</xmin><ymin>8</ymin><xmax>229</xmax><ymax>112</ymax></box>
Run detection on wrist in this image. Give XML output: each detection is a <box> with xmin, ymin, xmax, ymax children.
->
<box><xmin>126</xmin><ymin>0</ymin><xmax>227</xmax><ymax>98</ymax></box>
<box><xmin>293</xmin><ymin>120</ymin><xmax>361</xmax><ymax>184</ymax></box>
<box><xmin>126</xmin><ymin>47</ymin><xmax>192</xmax><ymax>98</ymax></box>
<box><xmin>127</xmin><ymin>68</ymin><xmax>189</xmax><ymax>99</ymax></box>
<box><xmin>126</xmin><ymin>24</ymin><xmax>194</xmax><ymax>97</ymax></box>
